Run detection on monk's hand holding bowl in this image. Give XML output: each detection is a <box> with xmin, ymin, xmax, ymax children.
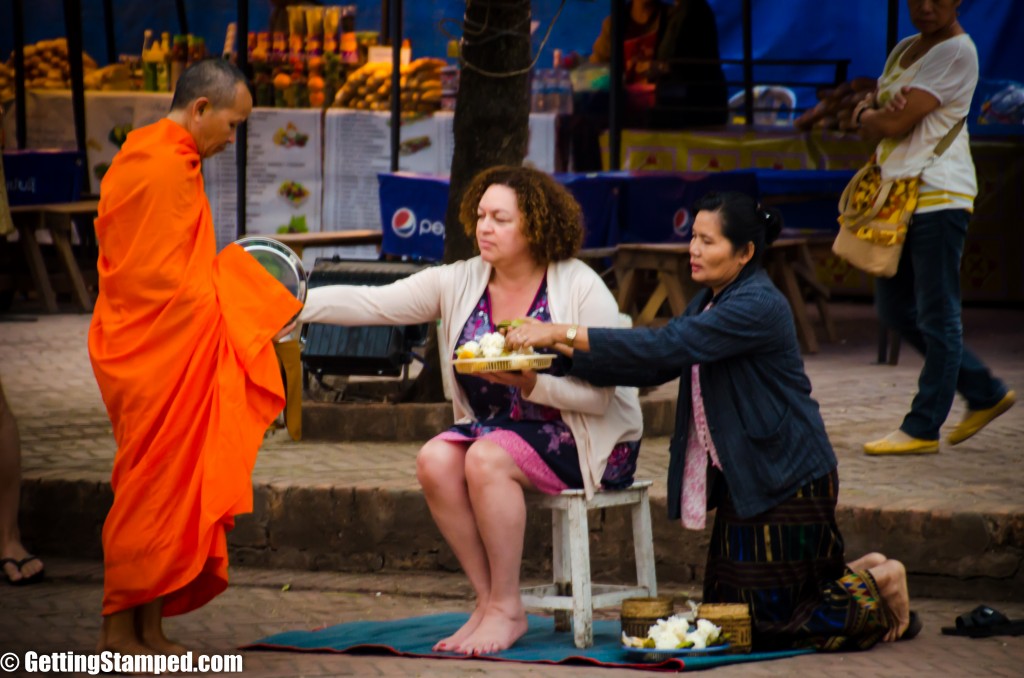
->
<box><xmin>274</xmin><ymin>320</ymin><xmax>297</xmax><ymax>342</ymax></box>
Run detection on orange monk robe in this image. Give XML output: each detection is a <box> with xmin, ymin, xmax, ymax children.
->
<box><xmin>88</xmin><ymin>119</ymin><xmax>302</xmax><ymax>617</ymax></box>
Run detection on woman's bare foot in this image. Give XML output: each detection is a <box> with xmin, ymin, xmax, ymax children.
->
<box><xmin>870</xmin><ymin>559</ymin><xmax>910</xmax><ymax>642</ymax></box>
<box><xmin>847</xmin><ymin>552</ymin><xmax>887</xmax><ymax>571</ymax></box>
<box><xmin>433</xmin><ymin>603</ymin><xmax>487</xmax><ymax>652</ymax></box>
<box><xmin>458</xmin><ymin>604</ymin><xmax>529</xmax><ymax>656</ymax></box>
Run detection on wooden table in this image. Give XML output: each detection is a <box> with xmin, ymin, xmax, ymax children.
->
<box><xmin>9</xmin><ymin>200</ymin><xmax>99</xmax><ymax>313</ymax></box>
<box><xmin>613</xmin><ymin>238</ymin><xmax>836</xmax><ymax>353</ymax></box>
<box><xmin>270</xmin><ymin>230</ymin><xmax>383</xmax><ymax>260</ymax></box>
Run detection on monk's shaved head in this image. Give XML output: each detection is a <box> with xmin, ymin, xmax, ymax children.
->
<box><xmin>170</xmin><ymin>59</ymin><xmax>250</xmax><ymax>111</ymax></box>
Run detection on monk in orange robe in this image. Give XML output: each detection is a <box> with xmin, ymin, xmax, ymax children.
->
<box><xmin>89</xmin><ymin>60</ymin><xmax>301</xmax><ymax>655</ymax></box>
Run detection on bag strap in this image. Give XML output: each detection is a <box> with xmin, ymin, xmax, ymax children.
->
<box><xmin>933</xmin><ymin>117</ymin><xmax>966</xmax><ymax>157</ymax></box>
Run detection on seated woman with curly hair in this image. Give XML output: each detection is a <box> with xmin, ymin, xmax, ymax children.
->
<box><xmin>299</xmin><ymin>165</ymin><xmax>643</xmax><ymax>655</ymax></box>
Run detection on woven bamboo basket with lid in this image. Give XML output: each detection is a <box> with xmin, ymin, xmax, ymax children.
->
<box><xmin>697</xmin><ymin>602</ymin><xmax>752</xmax><ymax>654</ymax></box>
<box><xmin>620</xmin><ymin>596</ymin><xmax>675</xmax><ymax>639</ymax></box>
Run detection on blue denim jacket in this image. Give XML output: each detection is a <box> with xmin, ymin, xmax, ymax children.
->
<box><xmin>570</xmin><ymin>266</ymin><xmax>837</xmax><ymax>519</ymax></box>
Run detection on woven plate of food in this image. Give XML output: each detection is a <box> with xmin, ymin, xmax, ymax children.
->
<box><xmin>453</xmin><ymin>354</ymin><xmax>555</xmax><ymax>374</ymax></box>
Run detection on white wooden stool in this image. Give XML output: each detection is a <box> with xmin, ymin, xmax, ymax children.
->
<box><xmin>520</xmin><ymin>480</ymin><xmax>657</xmax><ymax>648</ymax></box>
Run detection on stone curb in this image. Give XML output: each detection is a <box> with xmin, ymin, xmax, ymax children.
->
<box><xmin>24</xmin><ymin>477</ymin><xmax>1023</xmax><ymax>603</ymax></box>
<box><xmin>302</xmin><ymin>397</ymin><xmax>679</xmax><ymax>441</ymax></box>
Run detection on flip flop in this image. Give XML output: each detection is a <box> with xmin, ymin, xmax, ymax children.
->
<box><xmin>941</xmin><ymin>605</ymin><xmax>1024</xmax><ymax>638</ymax></box>
<box><xmin>1</xmin><ymin>555</ymin><xmax>46</xmax><ymax>586</ymax></box>
<box><xmin>899</xmin><ymin>610</ymin><xmax>922</xmax><ymax>641</ymax></box>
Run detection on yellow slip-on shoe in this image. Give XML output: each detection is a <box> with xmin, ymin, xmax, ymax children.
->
<box><xmin>947</xmin><ymin>390</ymin><xmax>1016</xmax><ymax>446</ymax></box>
<box><xmin>864</xmin><ymin>431</ymin><xmax>939</xmax><ymax>456</ymax></box>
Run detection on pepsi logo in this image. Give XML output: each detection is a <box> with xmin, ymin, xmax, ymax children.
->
<box><xmin>672</xmin><ymin>207</ymin><xmax>691</xmax><ymax>237</ymax></box>
<box><xmin>391</xmin><ymin>208</ymin><xmax>417</xmax><ymax>238</ymax></box>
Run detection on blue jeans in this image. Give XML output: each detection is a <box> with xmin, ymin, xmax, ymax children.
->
<box><xmin>875</xmin><ymin>209</ymin><xmax>1007</xmax><ymax>440</ymax></box>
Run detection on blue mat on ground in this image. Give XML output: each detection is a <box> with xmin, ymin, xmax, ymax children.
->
<box><xmin>243</xmin><ymin>612</ymin><xmax>813</xmax><ymax>672</ymax></box>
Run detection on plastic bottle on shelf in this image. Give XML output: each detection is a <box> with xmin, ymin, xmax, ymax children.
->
<box><xmin>155</xmin><ymin>33</ymin><xmax>171</xmax><ymax>92</ymax></box>
<box><xmin>531</xmin><ymin>69</ymin><xmax>546</xmax><ymax>112</ymax></box>
<box><xmin>222</xmin><ymin>22</ymin><xmax>237</xmax><ymax>63</ymax></box>
<box><xmin>170</xmin><ymin>35</ymin><xmax>187</xmax><ymax>91</ymax></box>
<box><xmin>141</xmin><ymin>30</ymin><xmax>158</xmax><ymax>92</ymax></box>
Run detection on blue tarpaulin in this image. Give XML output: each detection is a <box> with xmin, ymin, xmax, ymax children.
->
<box><xmin>3</xmin><ymin>1</ymin><xmax>1022</xmax><ymax>112</ymax></box>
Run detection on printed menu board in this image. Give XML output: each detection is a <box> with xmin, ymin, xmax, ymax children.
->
<box><xmin>244</xmin><ymin>108</ymin><xmax>322</xmax><ymax>242</ymax></box>
<box><xmin>201</xmin><ymin>145</ymin><xmax>239</xmax><ymax>252</ymax></box>
<box><xmin>436</xmin><ymin>111</ymin><xmax>556</xmax><ymax>174</ymax></box>
<box><xmin>321</xmin><ymin>109</ymin><xmax>442</xmax><ymax>259</ymax></box>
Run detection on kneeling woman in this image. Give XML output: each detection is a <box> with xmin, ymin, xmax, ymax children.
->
<box><xmin>506</xmin><ymin>191</ymin><xmax>918</xmax><ymax>650</ymax></box>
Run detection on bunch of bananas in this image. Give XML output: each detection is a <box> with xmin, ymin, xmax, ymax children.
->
<box><xmin>4</xmin><ymin>39</ymin><xmax>99</xmax><ymax>92</ymax></box>
<box><xmin>333</xmin><ymin>57</ymin><xmax>444</xmax><ymax>113</ymax></box>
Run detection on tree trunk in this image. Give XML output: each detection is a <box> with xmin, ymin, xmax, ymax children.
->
<box><xmin>404</xmin><ymin>0</ymin><xmax>531</xmax><ymax>403</ymax></box>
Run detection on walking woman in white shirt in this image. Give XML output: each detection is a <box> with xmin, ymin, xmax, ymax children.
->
<box><xmin>855</xmin><ymin>0</ymin><xmax>1014</xmax><ymax>456</ymax></box>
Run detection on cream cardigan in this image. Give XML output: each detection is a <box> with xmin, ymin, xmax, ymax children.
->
<box><xmin>300</xmin><ymin>256</ymin><xmax>644</xmax><ymax>498</ymax></box>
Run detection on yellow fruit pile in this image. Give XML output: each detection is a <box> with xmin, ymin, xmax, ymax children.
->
<box><xmin>334</xmin><ymin>57</ymin><xmax>445</xmax><ymax>113</ymax></box>
<box><xmin>4</xmin><ymin>39</ymin><xmax>99</xmax><ymax>92</ymax></box>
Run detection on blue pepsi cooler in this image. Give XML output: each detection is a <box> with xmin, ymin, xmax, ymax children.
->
<box><xmin>619</xmin><ymin>170</ymin><xmax>759</xmax><ymax>244</ymax></box>
<box><xmin>554</xmin><ymin>172</ymin><xmax>628</xmax><ymax>249</ymax></box>
<box><xmin>378</xmin><ymin>173</ymin><xmax>450</xmax><ymax>262</ymax></box>
<box><xmin>2</xmin><ymin>150</ymin><xmax>84</xmax><ymax>207</ymax></box>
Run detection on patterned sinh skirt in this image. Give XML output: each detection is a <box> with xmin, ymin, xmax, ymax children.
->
<box><xmin>703</xmin><ymin>470</ymin><xmax>890</xmax><ymax>651</ymax></box>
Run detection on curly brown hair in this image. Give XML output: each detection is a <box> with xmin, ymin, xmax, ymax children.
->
<box><xmin>458</xmin><ymin>165</ymin><xmax>584</xmax><ymax>265</ymax></box>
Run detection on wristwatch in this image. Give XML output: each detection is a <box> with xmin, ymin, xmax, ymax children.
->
<box><xmin>565</xmin><ymin>325</ymin><xmax>578</xmax><ymax>346</ymax></box>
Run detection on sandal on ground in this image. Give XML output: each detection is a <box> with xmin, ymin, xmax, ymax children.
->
<box><xmin>941</xmin><ymin>605</ymin><xmax>1024</xmax><ymax>638</ymax></box>
<box><xmin>898</xmin><ymin>610</ymin><xmax>922</xmax><ymax>641</ymax></box>
<box><xmin>1</xmin><ymin>555</ymin><xmax>46</xmax><ymax>586</ymax></box>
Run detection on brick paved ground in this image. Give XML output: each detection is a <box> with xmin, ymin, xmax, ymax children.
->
<box><xmin>0</xmin><ymin>558</ymin><xmax>1022</xmax><ymax>677</ymax></box>
<box><xmin>1</xmin><ymin>302</ymin><xmax>1023</xmax><ymax>675</ymax></box>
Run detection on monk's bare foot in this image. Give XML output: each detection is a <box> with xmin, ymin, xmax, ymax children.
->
<box><xmin>141</xmin><ymin>634</ymin><xmax>188</xmax><ymax>656</ymax></box>
<box><xmin>97</xmin><ymin>635</ymin><xmax>155</xmax><ymax>656</ymax></box>
<box><xmin>871</xmin><ymin>559</ymin><xmax>910</xmax><ymax>642</ymax></box>
<box><xmin>847</xmin><ymin>552</ymin><xmax>886</xmax><ymax>571</ymax></box>
<box><xmin>433</xmin><ymin>604</ymin><xmax>487</xmax><ymax>652</ymax></box>
<box><xmin>458</xmin><ymin>604</ymin><xmax>529</xmax><ymax>656</ymax></box>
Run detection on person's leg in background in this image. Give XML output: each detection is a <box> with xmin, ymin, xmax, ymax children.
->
<box><xmin>866</xmin><ymin>209</ymin><xmax>1013</xmax><ymax>454</ymax></box>
<box><xmin>864</xmin><ymin>220</ymin><xmax>939</xmax><ymax>454</ymax></box>
<box><xmin>0</xmin><ymin>378</ymin><xmax>45</xmax><ymax>585</ymax></box>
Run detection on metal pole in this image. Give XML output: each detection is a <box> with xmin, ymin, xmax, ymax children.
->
<box><xmin>886</xmin><ymin>0</ymin><xmax>900</xmax><ymax>55</ymax></box>
<box><xmin>63</xmin><ymin>0</ymin><xmax>90</xmax><ymax>193</ymax></box>
<box><xmin>237</xmin><ymin>0</ymin><xmax>249</xmax><ymax>238</ymax></box>
<box><xmin>12</xmin><ymin>0</ymin><xmax>27</xmax><ymax>149</ymax></box>
<box><xmin>176</xmin><ymin>0</ymin><xmax>190</xmax><ymax>36</ymax></box>
<box><xmin>742</xmin><ymin>0</ymin><xmax>754</xmax><ymax>127</ymax></box>
<box><xmin>608</xmin><ymin>0</ymin><xmax>624</xmax><ymax>170</ymax></box>
<box><xmin>102</xmin><ymin>0</ymin><xmax>117</xmax><ymax>65</ymax></box>
<box><xmin>389</xmin><ymin>0</ymin><xmax>403</xmax><ymax>172</ymax></box>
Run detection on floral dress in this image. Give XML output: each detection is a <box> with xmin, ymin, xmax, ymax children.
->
<box><xmin>434</xmin><ymin>279</ymin><xmax>640</xmax><ymax>495</ymax></box>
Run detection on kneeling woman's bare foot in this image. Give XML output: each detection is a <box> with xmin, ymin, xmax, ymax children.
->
<box><xmin>870</xmin><ymin>558</ymin><xmax>910</xmax><ymax>642</ymax></box>
<box><xmin>433</xmin><ymin>603</ymin><xmax>486</xmax><ymax>652</ymax></box>
<box><xmin>458</xmin><ymin>605</ymin><xmax>529</xmax><ymax>656</ymax></box>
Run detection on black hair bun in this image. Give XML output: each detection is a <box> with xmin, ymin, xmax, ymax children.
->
<box><xmin>760</xmin><ymin>206</ymin><xmax>783</xmax><ymax>245</ymax></box>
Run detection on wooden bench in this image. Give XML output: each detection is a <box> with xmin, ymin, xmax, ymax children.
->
<box><xmin>270</xmin><ymin>230</ymin><xmax>383</xmax><ymax>260</ymax></box>
<box><xmin>8</xmin><ymin>200</ymin><xmax>99</xmax><ymax>313</ymax></box>
<box><xmin>613</xmin><ymin>238</ymin><xmax>835</xmax><ymax>353</ymax></box>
